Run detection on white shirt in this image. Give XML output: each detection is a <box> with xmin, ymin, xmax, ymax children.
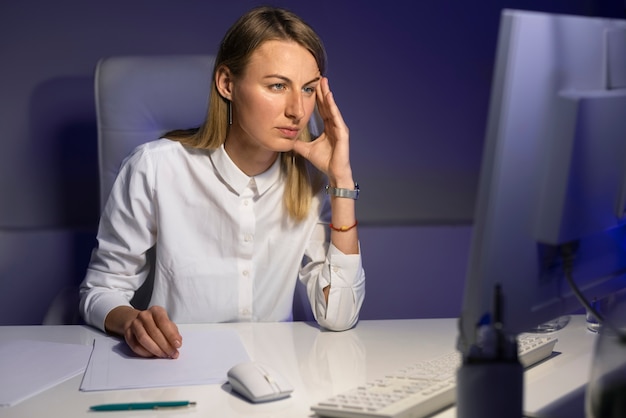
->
<box><xmin>79</xmin><ymin>139</ymin><xmax>365</xmax><ymax>332</ymax></box>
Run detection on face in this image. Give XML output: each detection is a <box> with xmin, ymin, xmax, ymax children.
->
<box><xmin>221</xmin><ymin>40</ymin><xmax>321</xmax><ymax>153</ymax></box>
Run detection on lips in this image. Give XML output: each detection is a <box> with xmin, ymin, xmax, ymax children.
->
<box><xmin>277</xmin><ymin>127</ymin><xmax>300</xmax><ymax>139</ymax></box>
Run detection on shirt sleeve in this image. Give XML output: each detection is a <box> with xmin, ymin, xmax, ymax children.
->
<box><xmin>79</xmin><ymin>146</ymin><xmax>157</xmax><ymax>332</ymax></box>
<box><xmin>300</xmin><ymin>198</ymin><xmax>366</xmax><ymax>331</ymax></box>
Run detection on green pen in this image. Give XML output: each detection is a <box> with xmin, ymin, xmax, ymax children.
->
<box><xmin>89</xmin><ymin>401</ymin><xmax>197</xmax><ymax>411</ymax></box>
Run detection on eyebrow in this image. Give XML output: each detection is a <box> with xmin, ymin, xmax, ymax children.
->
<box><xmin>264</xmin><ymin>74</ymin><xmax>321</xmax><ymax>86</ymax></box>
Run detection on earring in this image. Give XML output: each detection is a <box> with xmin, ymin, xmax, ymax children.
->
<box><xmin>228</xmin><ymin>100</ymin><xmax>232</xmax><ymax>125</ymax></box>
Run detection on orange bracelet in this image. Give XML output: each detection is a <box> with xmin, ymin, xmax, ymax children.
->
<box><xmin>329</xmin><ymin>220</ymin><xmax>358</xmax><ymax>232</ymax></box>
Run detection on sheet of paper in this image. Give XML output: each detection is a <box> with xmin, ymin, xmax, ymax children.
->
<box><xmin>80</xmin><ymin>328</ymin><xmax>250</xmax><ymax>391</ymax></box>
<box><xmin>0</xmin><ymin>339</ymin><xmax>93</xmax><ymax>407</ymax></box>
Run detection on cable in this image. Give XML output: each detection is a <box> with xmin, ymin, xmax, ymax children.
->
<box><xmin>560</xmin><ymin>242</ymin><xmax>626</xmax><ymax>342</ymax></box>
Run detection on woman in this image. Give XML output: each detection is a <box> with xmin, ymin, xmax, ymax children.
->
<box><xmin>79</xmin><ymin>6</ymin><xmax>365</xmax><ymax>359</ymax></box>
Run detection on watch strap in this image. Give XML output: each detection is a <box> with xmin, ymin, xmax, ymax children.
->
<box><xmin>325</xmin><ymin>183</ymin><xmax>359</xmax><ymax>200</ymax></box>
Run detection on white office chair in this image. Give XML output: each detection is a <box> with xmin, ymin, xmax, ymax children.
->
<box><xmin>44</xmin><ymin>56</ymin><xmax>213</xmax><ymax>324</ymax></box>
<box><xmin>94</xmin><ymin>54</ymin><xmax>214</xmax><ymax>310</ymax></box>
<box><xmin>93</xmin><ymin>54</ymin><xmax>314</xmax><ymax>320</ymax></box>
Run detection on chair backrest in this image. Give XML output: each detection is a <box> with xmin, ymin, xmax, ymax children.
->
<box><xmin>95</xmin><ymin>54</ymin><xmax>215</xmax><ymax>209</ymax></box>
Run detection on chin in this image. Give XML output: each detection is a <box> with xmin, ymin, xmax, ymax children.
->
<box><xmin>267</xmin><ymin>139</ymin><xmax>296</xmax><ymax>153</ymax></box>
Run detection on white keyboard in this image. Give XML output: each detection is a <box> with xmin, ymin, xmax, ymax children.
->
<box><xmin>311</xmin><ymin>334</ymin><xmax>558</xmax><ymax>418</ymax></box>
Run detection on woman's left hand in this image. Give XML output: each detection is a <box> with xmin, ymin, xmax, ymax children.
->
<box><xmin>293</xmin><ymin>77</ymin><xmax>352</xmax><ymax>184</ymax></box>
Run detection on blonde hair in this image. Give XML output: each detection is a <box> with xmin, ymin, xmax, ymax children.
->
<box><xmin>167</xmin><ymin>6</ymin><xmax>326</xmax><ymax>221</ymax></box>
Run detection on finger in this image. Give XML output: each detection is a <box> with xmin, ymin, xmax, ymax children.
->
<box><xmin>316</xmin><ymin>78</ymin><xmax>346</xmax><ymax>130</ymax></box>
<box><xmin>127</xmin><ymin>314</ymin><xmax>170</xmax><ymax>358</ymax></box>
<box><xmin>293</xmin><ymin>139</ymin><xmax>320</xmax><ymax>169</ymax></box>
<box><xmin>130</xmin><ymin>308</ymin><xmax>178</xmax><ymax>358</ymax></box>
<box><xmin>319</xmin><ymin>76</ymin><xmax>331</xmax><ymax>98</ymax></box>
<box><xmin>152</xmin><ymin>308</ymin><xmax>183</xmax><ymax>358</ymax></box>
<box><xmin>315</xmin><ymin>78</ymin><xmax>331</xmax><ymax>119</ymax></box>
<box><xmin>144</xmin><ymin>306</ymin><xmax>182</xmax><ymax>358</ymax></box>
<box><xmin>125</xmin><ymin>331</ymin><xmax>158</xmax><ymax>358</ymax></box>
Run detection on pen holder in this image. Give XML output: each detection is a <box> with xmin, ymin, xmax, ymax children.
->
<box><xmin>456</xmin><ymin>359</ymin><xmax>523</xmax><ymax>418</ymax></box>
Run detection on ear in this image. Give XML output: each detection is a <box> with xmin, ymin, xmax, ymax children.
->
<box><xmin>215</xmin><ymin>65</ymin><xmax>234</xmax><ymax>101</ymax></box>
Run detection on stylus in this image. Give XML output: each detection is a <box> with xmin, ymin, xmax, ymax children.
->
<box><xmin>89</xmin><ymin>401</ymin><xmax>196</xmax><ymax>411</ymax></box>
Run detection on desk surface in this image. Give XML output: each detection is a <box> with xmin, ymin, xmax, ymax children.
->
<box><xmin>0</xmin><ymin>316</ymin><xmax>596</xmax><ymax>418</ymax></box>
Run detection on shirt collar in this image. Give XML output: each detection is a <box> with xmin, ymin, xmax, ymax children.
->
<box><xmin>210</xmin><ymin>144</ymin><xmax>282</xmax><ymax>196</ymax></box>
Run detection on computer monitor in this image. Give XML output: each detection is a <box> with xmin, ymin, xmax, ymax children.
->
<box><xmin>458</xmin><ymin>9</ymin><xmax>626</xmax><ymax>351</ymax></box>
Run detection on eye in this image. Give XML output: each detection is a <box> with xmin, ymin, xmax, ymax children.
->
<box><xmin>303</xmin><ymin>86</ymin><xmax>315</xmax><ymax>95</ymax></box>
<box><xmin>270</xmin><ymin>83</ymin><xmax>286</xmax><ymax>91</ymax></box>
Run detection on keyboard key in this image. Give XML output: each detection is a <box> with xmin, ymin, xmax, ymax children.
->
<box><xmin>311</xmin><ymin>334</ymin><xmax>558</xmax><ymax>418</ymax></box>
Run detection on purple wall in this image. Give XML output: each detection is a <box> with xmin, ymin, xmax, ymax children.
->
<box><xmin>0</xmin><ymin>0</ymin><xmax>623</xmax><ymax>324</ymax></box>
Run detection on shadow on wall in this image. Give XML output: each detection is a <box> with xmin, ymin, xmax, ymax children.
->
<box><xmin>29</xmin><ymin>76</ymin><xmax>100</xmax><ymax>229</ymax></box>
<box><xmin>357</xmin><ymin>225</ymin><xmax>472</xmax><ymax>320</ymax></box>
<box><xmin>0</xmin><ymin>228</ymin><xmax>95</xmax><ymax>325</ymax></box>
<box><xmin>41</xmin><ymin>230</ymin><xmax>96</xmax><ymax>325</ymax></box>
<box><xmin>0</xmin><ymin>76</ymin><xmax>102</xmax><ymax>325</ymax></box>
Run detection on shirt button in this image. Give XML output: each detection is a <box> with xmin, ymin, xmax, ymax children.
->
<box><xmin>242</xmin><ymin>270</ymin><xmax>249</xmax><ymax>277</ymax></box>
<box><xmin>243</xmin><ymin>200</ymin><xmax>249</xmax><ymax>206</ymax></box>
<box><xmin>244</xmin><ymin>234</ymin><xmax>253</xmax><ymax>242</ymax></box>
<box><xmin>242</xmin><ymin>309</ymin><xmax>251</xmax><ymax>316</ymax></box>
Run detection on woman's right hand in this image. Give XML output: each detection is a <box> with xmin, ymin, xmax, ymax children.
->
<box><xmin>106</xmin><ymin>305</ymin><xmax>182</xmax><ymax>358</ymax></box>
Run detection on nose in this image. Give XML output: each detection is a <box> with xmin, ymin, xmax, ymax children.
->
<box><xmin>285</xmin><ymin>92</ymin><xmax>305</xmax><ymax>122</ymax></box>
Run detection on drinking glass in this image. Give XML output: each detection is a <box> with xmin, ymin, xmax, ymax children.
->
<box><xmin>585</xmin><ymin>297</ymin><xmax>626</xmax><ymax>418</ymax></box>
<box><xmin>528</xmin><ymin>315</ymin><xmax>571</xmax><ymax>333</ymax></box>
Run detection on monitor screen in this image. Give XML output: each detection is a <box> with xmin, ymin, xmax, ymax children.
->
<box><xmin>458</xmin><ymin>9</ymin><xmax>626</xmax><ymax>351</ymax></box>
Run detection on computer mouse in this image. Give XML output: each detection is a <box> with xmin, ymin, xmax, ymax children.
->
<box><xmin>227</xmin><ymin>361</ymin><xmax>294</xmax><ymax>403</ymax></box>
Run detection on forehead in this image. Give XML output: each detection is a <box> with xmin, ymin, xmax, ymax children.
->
<box><xmin>246</xmin><ymin>39</ymin><xmax>320</xmax><ymax>80</ymax></box>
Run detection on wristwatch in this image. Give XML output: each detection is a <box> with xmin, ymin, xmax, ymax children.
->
<box><xmin>325</xmin><ymin>183</ymin><xmax>359</xmax><ymax>200</ymax></box>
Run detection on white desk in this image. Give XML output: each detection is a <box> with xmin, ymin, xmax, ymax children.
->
<box><xmin>0</xmin><ymin>316</ymin><xmax>596</xmax><ymax>418</ymax></box>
